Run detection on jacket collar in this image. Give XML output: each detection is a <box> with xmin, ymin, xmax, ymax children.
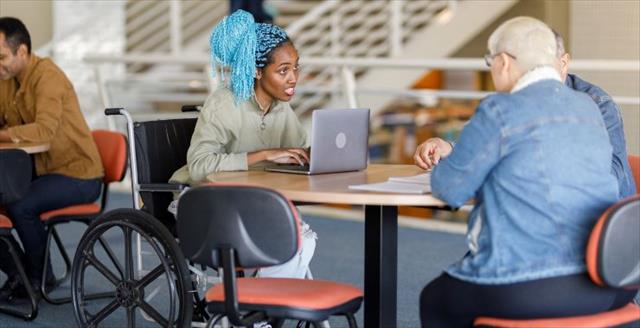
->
<box><xmin>15</xmin><ymin>54</ymin><xmax>41</xmax><ymax>95</ymax></box>
<box><xmin>511</xmin><ymin>66</ymin><xmax>561</xmax><ymax>93</ymax></box>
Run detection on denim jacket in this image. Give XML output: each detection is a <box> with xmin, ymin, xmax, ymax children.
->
<box><xmin>433</xmin><ymin>67</ymin><xmax>619</xmax><ymax>284</ymax></box>
<box><xmin>566</xmin><ymin>74</ymin><xmax>636</xmax><ymax>198</ymax></box>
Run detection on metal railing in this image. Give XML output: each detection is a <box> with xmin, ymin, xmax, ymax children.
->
<box><xmin>84</xmin><ymin>53</ymin><xmax>640</xmax><ymax>116</ymax></box>
<box><xmin>285</xmin><ymin>0</ymin><xmax>457</xmax><ymax>113</ymax></box>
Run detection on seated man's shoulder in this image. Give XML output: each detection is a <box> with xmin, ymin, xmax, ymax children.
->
<box><xmin>567</xmin><ymin>74</ymin><xmax>612</xmax><ymax>105</ymax></box>
<box><xmin>29</xmin><ymin>57</ymin><xmax>71</xmax><ymax>87</ymax></box>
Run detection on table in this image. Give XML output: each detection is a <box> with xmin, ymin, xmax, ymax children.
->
<box><xmin>0</xmin><ymin>142</ymin><xmax>50</xmax><ymax>154</ymax></box>
<box><xmin>208</xmin><ymin>164</ymin><xmax>448</xmax><ymax>328</ymax></box>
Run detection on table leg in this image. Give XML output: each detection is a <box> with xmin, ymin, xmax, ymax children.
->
<box><xmin>364</xmin><ymin>205</ymin><xmax>398</xmax><ymax>328</ymax></box>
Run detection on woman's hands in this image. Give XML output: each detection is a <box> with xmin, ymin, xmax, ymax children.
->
<box><xmin>249</xmin><ymin>148</ymin><xmax>310</xmax><ymax>166</ymax></box>
<box><xmin>266</xmin><ymin>148</ymin><xmax>309</xmax><ymax>165</ymax></box>
<box><xmin>414</xmin><ymin>138</ymin><xmax>453</xmax><ymax>170</ymax></box>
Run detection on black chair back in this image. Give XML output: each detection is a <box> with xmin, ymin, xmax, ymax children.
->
<box><xmin>591</xmin><ymin>195</ymin><xmax>640</xmax><ymax>289</ymax></box>
<box><xmin>133</xmin><ymin>118</ymin><xmax>196</xmax><ymax>227</ymax></box>
<box><xmin>176</xmin><ymin>185</ymin><xmax>299</xmax><ymax>269</ymax></box>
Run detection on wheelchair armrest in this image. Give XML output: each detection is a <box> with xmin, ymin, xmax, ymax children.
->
<box><xmin>138</xmin><ymin>183</ymin><xmax>188</xmax><ymax>193</ymax></box>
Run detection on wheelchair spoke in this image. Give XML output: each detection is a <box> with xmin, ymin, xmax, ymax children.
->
<box><xmin>87</xmin><ymin>298</ymin><xmax>120</xmax><ymax>326</ymax></box>
<box><xmin>85</xmin><ymin>253</ymin><xmax>121</xmax><ymax>286</ymax></box>
<box><xmin>97</xmin><ymin>236</ymin><xmax>125</xmax><ymax>278</ymax></box>
<box><xmin>135</xmin><ymin>263</ymin><xmax>165</xmax><ymax>289</ymax></box>
<box><xmin>127</xmin><ymin>306</ymin><xmax>136</xmax><ymax>327</ymax></box>
<box><xmin>123</xmin><ymin>226</ymin><xmax>134</xmax><ymax>280</ymax></box>
<box><xmin>139</xmin><ymin>300</ymin><xmax>169</xmax><ymax>326</ymax></box>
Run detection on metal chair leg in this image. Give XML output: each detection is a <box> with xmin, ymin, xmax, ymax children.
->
<box><xmin>41</xmin><ymin>221</ymin><xmax>120</xmax><ymax>305</ymax></box>
<box><xmin>0</xmin><ymin>236</ymin><xmax>38</xmax><ymax>321</ymax></box>
<box><xmin>345</xmin><ymin>313</ymin><xmax>357</xmax><ymax>328</ymax></box>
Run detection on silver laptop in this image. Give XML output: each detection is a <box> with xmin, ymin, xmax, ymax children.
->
<box><xmin>265</xmin><ymin>108</ymin><xmax>370</xmax><ymax>175</ymax></box>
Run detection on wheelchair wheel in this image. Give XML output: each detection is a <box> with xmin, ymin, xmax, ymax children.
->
<box><xmin>71</xmin><ymin>209</ymin><xmax>193</xmax><ymax>327</ymax></box>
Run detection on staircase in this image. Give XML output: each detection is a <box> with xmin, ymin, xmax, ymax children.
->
<box><xmin>284</xmin><ymin>0</ymin><xmax>519</xmax><ymax>116</ymax></box>
<box><xmin>285</xmin><ymin>0</ymin><xmax>456</xmax><ymax>115</ymax></box>
<box><xmin>112</xmin><ymin>0</ymin><xmax>518</xmax><ymax>117</ymax></box>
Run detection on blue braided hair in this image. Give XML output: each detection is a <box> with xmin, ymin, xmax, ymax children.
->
<box><xmin>209</xmin><ymin>10</ymin><xmax>290</xmax><ymax>103</ymax></box>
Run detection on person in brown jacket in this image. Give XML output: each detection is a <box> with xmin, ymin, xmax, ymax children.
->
<box><xmin>0</xmin><ymin>17</ymin><xmax>103</xmax><ymax>302</ymax></box>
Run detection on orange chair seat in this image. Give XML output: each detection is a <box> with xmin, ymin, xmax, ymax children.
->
<box><xmin>40</xmin><ymin>203</ymin><xmax>100</xmax><ymax>221</ymax></box>
<box><xmin>0</xmin><ymin>214</ymin><xmax>12</xmax><ymax>229</ymax></box>
<box><xmin>206</xmin><ymin>277</ymin><xmax>363</xmax><ymax>310</ymax></box>
<box><xmin>474</xmin><ymin>303</ymin><xmax>640</xmax><ymax>328</ymax></box>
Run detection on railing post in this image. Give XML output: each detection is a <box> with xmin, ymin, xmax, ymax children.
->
<box><xmin>390</xmin><ymin>0</ymin><xmax>403</xmax><ymax>57</ymax></box>
<box><xmin>93</xmin><ymin>65</ymin><xmax>116</xmax><ymax>130</ymax></box>
<box><xmin>169</xmin><ymin>0</ymin><xmax>182</xmax><ymax>54</ymax></box>
<box><xmin>330</xmin><ymin>8</ymin><xmax>341</xmax><ymax>104</ymax></box>
<box><xmin>341</xmin><ymin>66</ymin><xmax>358</xmax><ymax>108</ymax></box>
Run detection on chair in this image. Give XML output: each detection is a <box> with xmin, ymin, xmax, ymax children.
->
<box><xmin>38</xmin><ymin>129</ymin><xmax>127</xmax><ymax>304</ymax></box>
<box><xmin>629</xmin><ymin>154</ymin><xmax>639</xmax><ymax>193</ymax></box>
<box><xmin>69</xmin><ymin>107</ymin><xmax>198</xmax><ymax>327</ymax></box>
<box><xmin>0</xmin><ymin>149</ymin><xmax>38</xmax><ymax>320</ymax></box>
<box><xmin>0</xmin><ymin>214</ymin><xmax>39</xmax><ymax>321</ymax></box>
<box><xmin>176</xmin><ymin>184</ymin><xmax>363</xmax><ymax>328</ymax></box>
<box><xmin>474</xmin><ymin>195</ymin><xmax>640</xmax><ymax>327</ymax></box>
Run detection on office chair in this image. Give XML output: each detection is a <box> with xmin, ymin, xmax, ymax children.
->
<box><xmin>177</xmin><ymin>184</ymin><xmax>363</xmax><ymax>328</ymax></box>
<box><xmin>474</xmin><ymin>195</ymin><xmax>640</xmax><ymax>327</ymax></box>
<box><xmin>629</xmin><ymin>154</ymin><xmax>639</xmax><ymax>193</ymax></box>
<box><xmin>38</xmin><ymin>130</ymin><xmax>127</xmax><ymax>304</ymax></box>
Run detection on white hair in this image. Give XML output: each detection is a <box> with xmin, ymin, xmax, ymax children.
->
<box><xmin>552</xmin><ymin>28</ymin><xmax>566</xmax><ymax>58</ymax></box>
<box><xmin>488</xmin><ymin>16</ymin><xmax>557</xmax><ymax>72</ymax></box>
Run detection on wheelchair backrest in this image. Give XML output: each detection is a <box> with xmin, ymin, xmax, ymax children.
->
<box><xmin>133</xmin><ymin>118</ymin><xmax>196</xmax><ymax>223</ymax></box>
<box><xmin>176</xmin><ymin>184</ymin><xmax>301</xmax><ymax>269</ymax></box>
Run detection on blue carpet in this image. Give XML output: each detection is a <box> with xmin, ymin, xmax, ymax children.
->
<box><xmin>0</xmin><ymin>193</ymin><xmax>467</xmax><ymax>327</ymax></box>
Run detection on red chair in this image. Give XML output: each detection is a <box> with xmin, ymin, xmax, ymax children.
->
<box><xmin>39</xmin><ymin>130</ymin><xmax>127</xmax><ymax>304</ymax></box>
<box><xmin>177</xmin><ymin>184</ymin><xmax>363</xmax><ymax>327</ymax></box>
<box><xmin>474</xmin><ymin>195</ymin><xmax>640</xmax><ymax>327</ymax></box>
<box><xmin>629</xmin><ymin>154</ymin><xmax>640</xmax><ymax>193</ymax></box>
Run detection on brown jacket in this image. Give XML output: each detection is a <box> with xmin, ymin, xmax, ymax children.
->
<box><xmin>0</xmin><ymin>55</ymin><xmax>103</xmax><ymax>179</ymax></box>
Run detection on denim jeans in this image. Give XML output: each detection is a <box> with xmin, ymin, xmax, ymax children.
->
<box><xmin>0</xmin><ymin>174</ymin><xmax>101</xmax><ymax>281</ymax></box>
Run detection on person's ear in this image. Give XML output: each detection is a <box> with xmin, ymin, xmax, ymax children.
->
<box><xmin>498</xmin><ymin>52</ymin><xmax>511</xmax><ymax>74</ymax></box>
<box><xmin>17</xmin><ymin>44</ymin><xmax>28</xmax><ymax>58</ymax></box>
<box><xmin>561</xmin><ymin>53</ymin><xmax>570</xmax><ymax>69</ymax></box>
<box><xmin>255</xmin><ymin>69</ymin><xmax>262</xmax><ymax>80</ymax></box>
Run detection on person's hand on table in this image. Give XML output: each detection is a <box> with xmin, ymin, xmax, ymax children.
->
<box><xmin>0</xmin><ymin>129</ymin><xmax>11</xmax><ymax>143</ymax></box>
<box><xmin>414</xmin><ymin>137</ymin><xmax>453</xmax><ymax>170</ymax></box>
<box><xmin>265</xmin><ymin>148</ymin><xmax>309</xmax><ymax>166</ymax></box>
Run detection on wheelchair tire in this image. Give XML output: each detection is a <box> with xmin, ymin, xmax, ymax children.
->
<box><xmin>71</xmin><ymin>208</ymin><xmax>193</xmax><ymax>327</ymax></box>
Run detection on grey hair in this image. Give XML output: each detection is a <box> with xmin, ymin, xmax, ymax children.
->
<box><xmin>551</xmin><ymin>28</ymin><xmax>566</xmax><ymax>58</ymax></box>
<box><xmin>488</xmin><ymin>16</ymin><xmax>557</xmax><ymax>72</ymax></box>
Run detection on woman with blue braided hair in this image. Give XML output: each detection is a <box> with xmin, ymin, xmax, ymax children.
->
<box><xmin>169</xmin><ymin>10</ymin><xmax>316</xmax><ymax>279</ymax></box>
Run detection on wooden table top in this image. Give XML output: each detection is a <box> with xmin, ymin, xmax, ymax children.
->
<box><xmin>207</xmin><ymin>164</ymin><xmax>447</xmax><ymax>207</ymax></box>
<box><xmin>0</xmin><ymin>142</ymin><xmax>50</xmax><ymax>154</ymax></box>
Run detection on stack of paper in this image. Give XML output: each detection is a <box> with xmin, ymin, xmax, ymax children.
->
<box><xmin>348</xmin><ymin>173</ymin><xmax>431</xmax><ymax>194</ymax></box>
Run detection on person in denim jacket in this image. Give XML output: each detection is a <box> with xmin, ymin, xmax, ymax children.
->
<box><xmin>554</xmin><ymin>30</ymin><xmax>636</xmax><ymax>198</ymax></box>
<box><xmin>416</xmin><ymin>17</ymin><xmax>635</xmax><ymax>327</ymax></box>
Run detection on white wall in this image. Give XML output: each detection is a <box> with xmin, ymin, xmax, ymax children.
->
<box><xmin>0</xmin><ymin>0</ymin><xmax>52</xmax><ymax>50</ymax></box>
<box><xmin>570</xmin><ymin>0</ymin><xmax>640</xmax><ymax>154</ymax></box>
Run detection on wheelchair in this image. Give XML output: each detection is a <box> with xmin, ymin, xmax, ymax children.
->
<box><xmin>70</xmin><ymin>106</ymin><xmax>207</xmax><ymax>327</ymax></box>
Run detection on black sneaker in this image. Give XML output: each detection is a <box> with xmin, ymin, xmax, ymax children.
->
<box><xmin>0</xmin><ymin>276</ymin><xmax>23</xmax><ymax>301</ymax></box>
<box><xmin>8</xmin><ymin>273</ymin><xmax>57</xmax><ymax>301</ymax></box>
<box><xmin>7</xmin><ymin>279</ymin><xmax>42</xmax><ymax>304</ymax></box>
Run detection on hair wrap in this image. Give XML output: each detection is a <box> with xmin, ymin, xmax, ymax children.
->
<box><xmin>209</xmin><ymin>10</ymin><xmax>289</xmax><ymax>103</ymax></box>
